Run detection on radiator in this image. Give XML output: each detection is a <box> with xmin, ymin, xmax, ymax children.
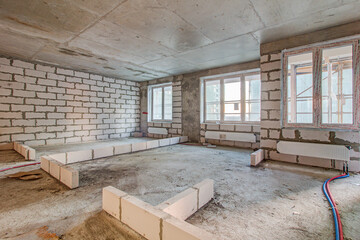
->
<box><xmin>205</xmin><ymin>131</ymin><xmax>256</xmax><ymax>143</ymax></box>
<box><xmin>277</xmin><ymin>141</ymin><xmax>350</xmax><ymax>161</ymax></box>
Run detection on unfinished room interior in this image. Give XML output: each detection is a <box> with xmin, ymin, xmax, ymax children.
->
<box><xmin>0</xmin><ymin>1</ymin><xmax>360</xmax><ymax>239</ymax></box>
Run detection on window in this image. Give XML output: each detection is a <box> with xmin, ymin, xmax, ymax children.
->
<box><xmin>149</xmin><ymin>83</ymin><xmax>172</xmax><ymax>121</ymax></box>
<box><xmin>202</xmin><ymin>70</ymin><xmax>261</xmax><ymax>123</ymax></box>
<box><xmin>283</xmin><ymin>39</ymin><xmax>359</xmax><ymax>129</ymax></box>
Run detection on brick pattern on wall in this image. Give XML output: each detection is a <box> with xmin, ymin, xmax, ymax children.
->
<box><xmin>0</xmin><ymin>57</ymin><xmax>140</xmax><ymax>146</ymax></box>
<box><xmin>147</xmin><ymin>75</ymin><xmax>183</xmax><ymax>138</ymax></box>
<box><xmin>260</xmin><ymin>52</ymin><xmax>360</xmax><ymax>171</ymax></box>
<box><xmin>200</xmin><ymin>123</ymin><xmax>260</xmax><ymax>149</ymax></box>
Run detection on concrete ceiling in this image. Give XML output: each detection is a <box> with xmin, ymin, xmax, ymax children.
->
<box><xmin>0</xmin><ymin>0</ymin><xmax>359</xmax><ymax>81</ymax></box>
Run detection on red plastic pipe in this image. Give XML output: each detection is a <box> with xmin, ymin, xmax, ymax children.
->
<box><xmin>0</xmin><ymin>162</ymin><xmax>40</xmax><ymax>172</ymax></box>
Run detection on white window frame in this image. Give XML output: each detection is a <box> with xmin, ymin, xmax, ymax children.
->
<box><xmin>201</xmin><ymin>69</ymin><xmax>261</xmax><ymax>124</ymax></box>
<box><xmin>148</xmin><ymin>83</ymin><xmax>172</xmax><ymax>122</ymax></box>
<box><xmin>281</xmin><ymin>37</ymin><xmax>360</xmax><ymax>130</ymax></box>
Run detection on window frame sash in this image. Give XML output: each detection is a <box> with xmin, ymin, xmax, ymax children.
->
<box><xmin>282</xmin><ymin>39</ymin><xmax>360</xmax><ymax>130</ymax></box>
<box><xmin>203</xmin><ymin>71</ymin><xmax>261</xmax><ymax>124</ymax></box>
<box><xmin>150</xmin><ymin>83</ymin><xmax>172</xmax><ymax>122</ymax></box>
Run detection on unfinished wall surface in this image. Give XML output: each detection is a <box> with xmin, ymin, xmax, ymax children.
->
<box><xmin>260</xmin><ymin>23</ymin><xmax>360</xmax><ymax>170</ymax></box>
<box><xmin>140</xmin><ymin>61</ymin><xmax>261</xmax><ymax>148</ymax></box>
<box><xmin>0</xmin><ymin>57</ymin><xmax>140</xmax><ymax>146</ymax></box>
<box><xmin>140</xmin><ymin>75</ymin><xmax>183</xmax><ymax>138</ymax></box>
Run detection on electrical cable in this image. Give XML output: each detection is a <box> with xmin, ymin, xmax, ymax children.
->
<box><xmin>0</xmin><ymin>162</ymin><xmax>40</xmax><ymax>172</ymax></box>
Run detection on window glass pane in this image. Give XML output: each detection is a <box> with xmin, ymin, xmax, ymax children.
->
<box><xmin>206</xmin><ymin>80</ymin><xmax>220</xmax><ymax>121</ymax></box>
<box><xmin>245</xmin><ymin>74</ymin><xmax>261</xmax><ymax>121</ymax></box>
<box><xmin>224</xmin><ymin>78</ymin><xmax>241</xmax><ymax>121</ymax></box>
<box><xmin>321</xmin><ymin>45</ymin><xmax>353</xmax><ymax>124</ymax></box>
<box><xmin>152</xmin><ymin>87</ymin><xmax>163</xmax><ymax>120</ymax></box>
<box><xmin>164</xmin><ymin>86</ymin><xmax>172</xmax><ymax>120</ymax></box>
<box><xmin>224</xmin><ymin>78</ymin><xmax>240</xmax><ymax>101</ymax></box>
<box><xmin>287</xmin><ymin>52</ymin><xmax>313</xmax><ymax>123</ymax></box>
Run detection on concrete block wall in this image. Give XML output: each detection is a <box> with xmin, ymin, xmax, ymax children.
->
<box><xmin>0</xmin><ymin>57</ymin><xmax>140</xmax><ymax>146</ymax></box>
<box><xmin>200</xmin><ymin>123</ymin><xmax>260</xmax><ymax>149</ymax></box>
<box><xmin>141</xmin><ymin>75</ymin><xmax>183</xmax><ymax>139</ymax></box>
<box><xmin>260</xmin><ymin>28</ymin><xmax>360</xmax><ymax>171</ymax></box>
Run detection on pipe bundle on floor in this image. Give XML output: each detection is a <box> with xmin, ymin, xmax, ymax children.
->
<box><xmin>322</xmin><ymin>172</ymin><xmax>350</xmax><ymax>240</ymax></box>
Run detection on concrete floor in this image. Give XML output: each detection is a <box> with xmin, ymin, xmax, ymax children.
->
<box><xmin>0</xmin><ymin>142</ymin><xmax>359</xmax><ymax>239</ymax></box>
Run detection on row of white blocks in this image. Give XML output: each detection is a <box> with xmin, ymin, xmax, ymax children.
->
<box><xmin>13</xmin><ymin>142</ymin><xmax>36</xmax><ymax>160</ymax></box>
<box><xmin>103</xmin><ymin>179</ymin><xmax>216</xmax><ymax>240</ymax></box>
<box><xmin>48</xmin><ymin>136</ymin><xmax>188</xmax><ymax>165</ymax></box>
<box><xmin>41</xmin><ymin>155</ymin><xmax>79</xmax><ymax>189</ymax></box>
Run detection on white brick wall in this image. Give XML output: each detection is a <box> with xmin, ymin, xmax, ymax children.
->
<box><xmin>0</xmin><ymin>57</ymin><xmax>140</xmax><ymax>146</ymax></box>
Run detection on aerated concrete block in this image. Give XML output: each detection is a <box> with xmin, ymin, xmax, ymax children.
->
<box><xmin>60</xmin><ymin>166</ymin><xmax>79</xmax><ymax>189</ymax></box>
<box><xmin>94</xmin><ymin>146</ymin><xmax>114</xmax><ymax>159</ymax></box>
<box><xmin>49</xmin><ymin>160</ymin><xmax>61</xmax><ymax>180</ymax></box>
<box><xmin>192</xmin><ymin>179</ymin><xmax>214</xmax><ymax>209</ymax></box>
<box><xmin>114</xmin><ymin>144</ymin><xmax>132</xmax><ymax>155</ymax></box>
<box><xmin>157</xmin><ymin>188</ymin><xmax>198</xmax><ymax>220</ymax></box>
<box><xmin>0</xmin><ymin>143</ymin><xmax>13</xmax><ymax>150</ymax></box>
<box><xmin>28</xmin><ymin>148</ymin><xmax>36</xmax><ymax>160</ymax></box>
<box><xmin>162</xmin><ymin>215</ymin><xmax>215</xmax><ymax>240</ymax></box>
<box><xmin>159</xmin><ymin>138</ymin><xmax>170</xmax><ymax>147</ymax></box>
<box><xmin>146</xmin><ymin>140</ymin><xmax>159</xmax><ymax>149</ymax></box>
<box><xmin>49</xmin><ymin>153</ymin><xmax>67</xmax><ymax>164</ymax></box>
<box><xmin>40</xmin><ymin>156</ymin><xmax>51</xmax><ymax>172</ymax></box>
<box><xmin>67</xmin><ymin>149</ymin><xmax>93</xmax><ymax>164</ymax></box>
<box><xmin>102</xmin><ymin>186</ymin><xmax>128</xmax><ymax>220</ymax></box>
<box><xmin>169</xmin><ymin>137</ymin><xmax>180</xmax><ymax>145</ymax></box>
<box><xmin>132</xmin><ymin>142</ymin><xmax>147</xmax><ymax>152</ymax></box>
<box><xmin>251</xmin><ymin>149</ymin><xmax>264</xmax><ymax>167</ymax></box>
<box><xmin>179</xmin><ymin>136</ymin><xmax>189</xmax><ymax>143</ymax></box>
<box><xmin>121</xmin><ymin>195</ymin><xmax>168</xmax><ymax>240</ymax></box>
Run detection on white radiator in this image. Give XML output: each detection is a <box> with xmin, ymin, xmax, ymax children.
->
<box><xmin>148</xmin><ymin>127</ymin><xmax>168</xmax><ymax>135</ymax></box>
<box><xmin>277</xmin><ymin>141</ymin><xmax>350</xmax><ymax>161</ymax></box>
<box><xmin>205</xmin><ymin>131</ymin><xmax>256</xmax><ymax>143</ymax></box>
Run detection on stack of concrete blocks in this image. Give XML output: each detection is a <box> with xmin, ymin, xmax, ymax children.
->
<box><xmin>260</xmin><ymin>50</ymin><xmax>360</xmax><ymax>172</ymax></box>
<box><xmin>40</xmin><ymin>155</ymin><xmax>79</xmax><ymax>189</ymax></box>
<box><xmin>0</xmin><ymin>57</ymin><xmax>141</xmax><ymax>146</ymax></box>
<box><xmin>46</xmin><ymin>136</ymin><xmax>189</xmax><ymax>165</ymax></box>
<box><xmin>9</xmin><ymin>142</ymin><xmax>36</xmax><ymax>160</ymax></box>
<box><xmin>102</xmin><ymin>179</ymin><xmax>215</xmax><ymax>240</ymax></box>
<box><xmin>146</xmin><ymin>75</ymin><xmax>183</xmax><ymax>139</ymax></box>
<box><xmin>200</xmin><ymin>123</ymin><xmax>260</xmax><ymax>150</ymax></box>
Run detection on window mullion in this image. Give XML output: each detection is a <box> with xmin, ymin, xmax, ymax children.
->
<box><xmin>162</xmin><ymin>86</ymin><xmax>165</xmax><ymax>121</ymax></box>
<box><xmin>220</xmin><ymin>78</ymin><xmax>224</xmax><ymax>123</ymax></box>
<box><xmin>241</xmin><ymin>75</ymin><xmax>245</xmax><ymax>122</ymax></box>
<box><xmin>313</xmin><ymin>48</ymin><xmax>322</xmax><ymax>127</ymax></box>
<box><xmin>354</xmin><ymin>41</ymin><xmax>360</xmax><ymax>128</ymax></box>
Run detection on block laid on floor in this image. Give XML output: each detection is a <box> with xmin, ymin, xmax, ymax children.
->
<box><xmin>159</xmin><ymin>138</ymin><xmax>170</xmax><ymax>147</ymax></box>
<box><xmin>162</xmin><ymin>215</ymin><xmax>215</xmax><ymax>240</ymax></box>
<box><xmin>60</xmin><ymin>166</ymin><xmax>79</xmax><ymax>189</ymax></box>
<box><xmin>94</xmin><ymin>146</ymin><xmax>114</xmax><ymax>159</ymax></box>
<box><xmin>49</xmin><ymin>153</ymin><xmax>67</xmax><ymax>164</ymax></box>
<box><xmin>179</xmin><ymin>136</ymin><xmax>189</xmax><ymax>143</ymax></box>
<box><xmin>132</xmin><ymin>142</ymin><xmax>147</xmax><ymax>152</ymax></box>
<box><xmin>102</xmin><ymin>186</ymin><xmax>127</xmax><ymax>220</ymax></box>
<box><xmin>40</xmin><ymin>156</ymin><xmax>51</xmax><ymax>172</ymax></box>
<box><xmin>49</xmin><ymin>160</ymin><xmax>61</xmax><ymax>180</ymax></box>
<box><xmin>28</xmin><ymin>148</ymin><xmax>36</xmax><ymax>160</ymax></box>
<box><xmin>169</xmin><ymin>137</ymin><xmax>180</xmax><ymax>145</ymax></box>
<box><xmin>67</xmin><ymin>149</ymin><xmax>93</xmax><ymax>164</ymax></box>
<box><xmin>21</xmin><ymin>146</ymin><xmax>29</xmax><ymax>159</ymax></box>
<box><xmin>192</xmin><ymin>179</ymin><xmax>214</xmax><ymax>209</ymax></box>
<box><xmin>146</xmin><ymin>140</ymin><xmax>159</xmax><ymax>149</ymax></box>
<box><xmin>121</xmin><ymin>195</ymin><xmax>168</xmax><ymax>240</ymax></box>
<box><xmin>251</xmin><ymin>149</ymin><xmax>264</xmax><ymax>167</ymax></box>
<box><xmin>157</xmin><ymin>188</ymin><xmax>198</xmax><ymax>220</ymax></box>
<box><xmin>114</xmin><ymin>144</ymin><xmax>132</xmax><ymax>155</ymax></box>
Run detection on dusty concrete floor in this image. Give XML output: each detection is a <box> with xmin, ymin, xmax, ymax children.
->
<box><xmin>0</xmin><ymin>143</ymin><xmax>359</xmax><ymax>240</ymax></box>
<box><xmin>0</xmin><ymin>150</ymin><xmax>27</xmax><ymax>169</ymax></box>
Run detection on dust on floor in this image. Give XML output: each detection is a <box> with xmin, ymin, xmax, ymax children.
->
<box><xmin>0</xmin><ymin>144</ymin><xmax>359</xmax><ymax>240</ymax></box>
<box><xmin>0</xmin><ymin>150</ymin><xmax>25</xmax><ymax>164</ymax></box>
